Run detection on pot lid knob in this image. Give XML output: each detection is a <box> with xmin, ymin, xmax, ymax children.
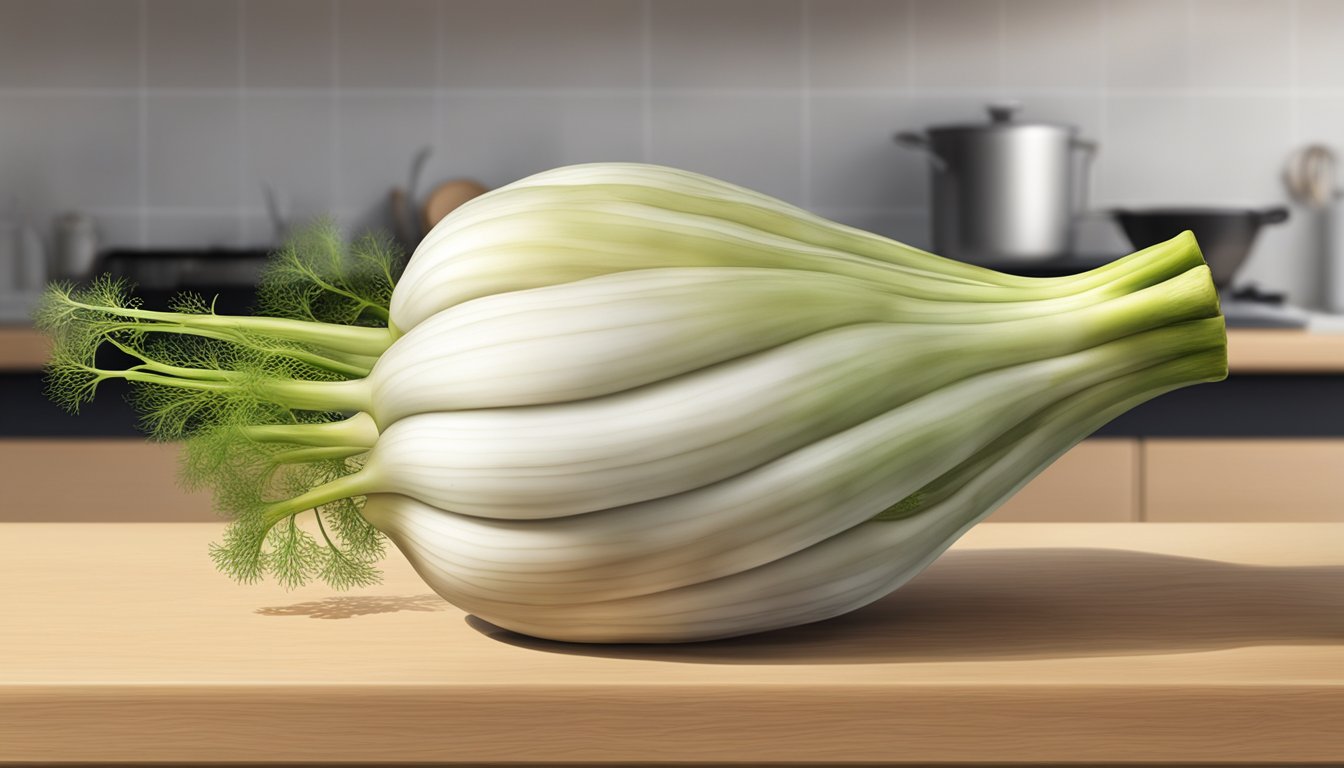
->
<box><xmin>987</xmin><ymin>102</ymin><xmax>1021</xmax><ymax>124</ymax></box>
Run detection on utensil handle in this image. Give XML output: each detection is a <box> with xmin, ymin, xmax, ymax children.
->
<box><xmin>893</xmin><ymin>131</ymin><xmax>946</xmax><ymax>170</ymax></box>
<box><xmin>1258</xmin><ymin>206</ymin><xmax>1290</xmax><ymax>225</ymax></box>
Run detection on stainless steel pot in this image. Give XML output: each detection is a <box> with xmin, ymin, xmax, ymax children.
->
<box><xmin>896</xmin><ymin>103</ymin><xmax>1097</xmax><ymax>263</ymax></box>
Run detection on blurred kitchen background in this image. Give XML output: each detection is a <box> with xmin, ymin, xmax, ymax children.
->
<box><xmin>0</xmin><ymin>0</ymin><xmax>1340</xmax><ymax>523</ymax></box>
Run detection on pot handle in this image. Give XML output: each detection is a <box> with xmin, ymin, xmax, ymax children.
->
<box><xmin>893</xmin><ymin>131</ymin><xmax>946</xmax><ymax>171</ymax></box>
<box><xmin>1071</xmin><ymin>137</ymin><xmax>1099</xmax><ymax>216</ymax></box>
<box><xmin>1258</xmin><ymin>206</ymin><xmax>1290</xmax><ymax>225</ymax></box>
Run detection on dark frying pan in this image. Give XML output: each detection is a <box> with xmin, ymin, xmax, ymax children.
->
<box><xmin>1112</xmin><ymin>207</ymin><xmax>1289</xmax><ymax>288</ymax></box>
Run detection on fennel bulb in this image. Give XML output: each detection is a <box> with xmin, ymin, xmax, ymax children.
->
<box><xmin>37</xmin><ymin>163</ymin><xmax>1227</xmax><ymax>643</ymax></box>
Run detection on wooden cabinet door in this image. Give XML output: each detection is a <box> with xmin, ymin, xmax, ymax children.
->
<box><xmin>0</xmin><ymin>439</ymin><xmax>215</xmax><ymax>522</ymax></box>
<box><xmin>988</xmin><ymin>439</ymin><xmax>1139</xmax><ymax>522</ymax></box>
<box><xmin>1143</xmin><ymin>438</ymin><xmax>1344</xmax><ymax>522</ymax></box>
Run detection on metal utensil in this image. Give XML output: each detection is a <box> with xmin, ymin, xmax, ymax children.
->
<box><xmin>1284</xmin><ymin>144</ymin><xmax>1343</xmax><ymax>311</ymax></box>
<box><xmin>261</xmin><ymin>184</ymin><xmax>290</xmax><ymax>243</ymax></box>
<box><xmin>1112</xmin><ymin>206</ymin><xmax>1289</xmax><ymax>289</ymax></box>
<box><xmin>51</xmin><ymin>212</ymin><xmax>99</xmax><ymax>281</ymax></box>
<box><xmin>895</xmin><ymin>102</ymin><xmax>1097</xmax><ymax>263</ymax></box>
<box><xmin>390</xmin><ymin>146</ymin><xmax>433</xmax><ymax>248</ymax></box>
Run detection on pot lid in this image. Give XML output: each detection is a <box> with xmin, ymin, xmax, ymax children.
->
<box><xmin>924</xmin><ymin>102</ymin><xmax>1076</xmax><ymax>135</ymax></box>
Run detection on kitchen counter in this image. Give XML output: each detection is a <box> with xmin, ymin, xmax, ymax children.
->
<box><xmin>4</xmin><ymin>326</ymin><xmax>1344</xmax><ymax>373</ymax></box>
<box><xmin>1</xmin><ymin>522</ymin><xmax>1340</xmax><ymax>765</ymax></box>
<box><xmin>1227</xmin><ymin>328</ymin><xmax>1344</xmax><ymax>372</ymax></box>
<box><xmin>0</xmin><ymin>327</ymin><xmax>50</xmax><ymax>371</ymax></box>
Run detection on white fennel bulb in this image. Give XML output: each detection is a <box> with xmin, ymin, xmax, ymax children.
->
<box><xmin>38</xmin><ymin>163</ymin><xmax>1227</xmax><ymax>643</ymax></box>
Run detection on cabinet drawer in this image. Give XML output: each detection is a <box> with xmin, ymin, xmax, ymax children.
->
<box><xmin>0</xmin><ymin>439</ymin><xmax>214</xmax><ymax>522</ymax></box>
<box><xmin>988</xmin><ymin>439</ymin><xmax>1138</xmax><ymax>522</ymax></box>
<box><xmin>1143</xmin><ymin>438</ymin><xmax>1344</xmax><ymax>522</ymax></box>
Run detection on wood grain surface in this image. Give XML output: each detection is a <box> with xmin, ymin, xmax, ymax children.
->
<box><xmin>1</xmin><ymin>522</ymin><xmax>1340</xmax><ymax>765</ymax></box>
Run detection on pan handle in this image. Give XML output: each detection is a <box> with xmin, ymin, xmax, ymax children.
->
<box><xmin>893</xmin><ymin>131</ymin><xmax>947</xmax><ymax>171</ymax></box>
<box><xmin>1258</xmin><ymin>207</ymin><xmax>1290</xmax><ymax>225</ymax></box>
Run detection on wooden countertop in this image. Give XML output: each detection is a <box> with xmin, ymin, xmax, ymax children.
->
<box><xmin>1</xmin><ymin>522</ymin><xmax>1340</xmax><ymax>765</ymax></box>
<box><xmin>4</xmin><ymin>326</ymin><xmax>1344</xmax><ymax>373</ymax></box>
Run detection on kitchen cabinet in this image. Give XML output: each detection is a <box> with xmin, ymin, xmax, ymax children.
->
<box><xmin>3</xmin><ymin>522</ymin><xmax>1339</xmax><ymax>765</ymax></box>
<box><xmin>0</xmin><ymin>327</ymin><xmax>48</xmax><ymax>372</ymax></box>
<box><xmin>0</xmin><ymin>440</ymin><xmax>214</xmax><ymax>522</ymax></box>
<box><xmin>987</xmin><ymin>439</ymin><xmax>1137</xmax><ymax>522</ymax></box>
<box><xmin>1144</xmin><ymin>438</ymin><xmax>1344</xmax><ymax>522</ymax></box>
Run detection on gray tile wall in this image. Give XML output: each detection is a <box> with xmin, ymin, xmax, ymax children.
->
<box><xmin>0</xmin><ymin>0</ymin><xmax>1338</xmax><ymax>305</ymax></box>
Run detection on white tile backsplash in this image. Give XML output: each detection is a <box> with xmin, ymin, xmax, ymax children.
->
<box><xmin>242</xmin><ymin>0</ymin><xmax>335</xmax><ymax>87</ymax></box>
<box><xmin>650</xmin><ymin>93</ymin><xmax>804</xmax><ymax>205</ymax></box>
<box><xmin>335</xmin><ymin>0</ymin><xmax>438</xmax><ymax>87</ymax></box>
<box><xmin>1298</xmin><ymin>96</ymin><xmax>1344</xmax><ymax>152</ymax></box>
<box><xmin>145</xmin><ymin>94</ymin><xmax>244</xmax><ymax>207</ymax></box>
<box><xmin>242</xmin><ymin>93</ymin><xmax>336</xmax><ymax>217</ymax></box>
<box><xmin>1297</xmin><ymin>0</ymin><xmax>1344</xmax><ymax>88</ymax></box>
<box><xmin>146</xmin><ymin>0</ymin><xmax>241</xmax><ymax>88</ymax></box>
<box><xmin>1188</xmin><ymin>96</ymin><xmax>1294</xmax><ymax>204</ymax></box>
<box><xmin>440</xmin><ymin>93</ymin><xmax>643</xmax><ymax>187</ymax></box>
<box><xmin>650</xmin><ymin>0</ymin><xmax>804</xmax><ymax>87</ymax></box>
<box><xmin>0</xmin><ymin>0</ymin><xmax>141</xmax><ymax>87</ymax></box>
<box><xmin>0</xmin><ymin>94</ymin><xmax>140</xmax><ymax>212</ymax></box>
<box><xmin>809</xmin><ymin>95</ymin><xmax>924</xmax><ymax>210</ymax></box>
<box><xmin>333</xmin><ymin>93</ymin><xmax>438</xmax><ymax>211</ymax></box>
<box><xmin>1189</xmin><ymin>0</ymin><xmax>1293</xmax><ymax>88</ymax></box>
<box><xmin>1098</xmin><ymin>95</ymin><xmax>1199</xmax><ymax>206</ymax></box>
<box><xmin>1003</xmin><ymin>0</ymin><xmax>1104</xmax><ymax>87</ymax></box>
<box><xmin>441</xmin><ymin>0</ymin><xmax>643</xmax><ymax>87</ymax></box>
<box><xmin>1103</xmin><ymin>0</ymin><xmax>1192</xmax><ymax>89</ymax></box>
<box><xmin>0</xmin><ymin>0</ymin><xmax>1333</xmax><ymax>306</ymax></box>
<box><xmin>94</xmin><ymin>212</ymin><xmax>146</xmax><ymax>251</ymax></box>
<box><xmin>807</xmin><ymin>0</ymin><xmax>910</xmax><ymax>88</ymax></box>
<box><xmin>908</xmin><ymin>0</ymin><xmax>1002</xmax><ymax>89</ymax></box>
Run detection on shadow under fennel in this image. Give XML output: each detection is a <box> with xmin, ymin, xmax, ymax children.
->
<box><xmin>465</xmin><ymin>547</ymin><xmax>1343</xmax><ymax>664</ymax></box>
<box><xmin>255</xmin><ymin>592</ymin><xmax>449</xmax><ymax>619</ymax></box>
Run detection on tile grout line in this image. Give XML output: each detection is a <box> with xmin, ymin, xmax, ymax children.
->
<box><xmin>996</xmin><ymin>0</ymin><xmax>1006</xmax><ymax>98</ymax></box>
<box><xmin>799</xmin><ymin>0</ymin><xmax>811</xmax><ymax>210</ymax></box>
<box><xmin>1097</xmin><ymin>0</ymin><xmax>1109</xmax><ymax>209</ymax></box>
<box><xmin>433</xmin><ymin>0</ymin><xmax>444</xmax><ymax>184</ymax></box>
<box><xmin>137</xmin><ymin>0</ymin><xmax>148</xmax><ymax>247</ymax></box>
<box><xmin>2</xmin><ymin>85</ymin><xmax>1339</xmax><ymax>98</ymax></box>
<box><xmin>640</xmin><ymin>0</ymin><xmax>653</xmax><ymax>162</ymax></box>
<box><xmin>904</xmin><ymin>0</ymin><xmax>914</xmax><ymax>91</ymax></box>
<box><xmin>237</xmin><ymin>0</ymin><xmax>247</xmax><ymax>247</ymax></box>
<box><xmin>1185</xmin><ymin>0</ymin><xmax>1198</xmax><ymax>200</ymax></box>
<box><xmin>1289</xmin><ymin>0</ymin><xmax>1301</xmax><ymax>144</ymax></box>
<box><xmin>330</xmin><ymin>0</ymin><xmax>341</xmax><ymax>226</ymax></box>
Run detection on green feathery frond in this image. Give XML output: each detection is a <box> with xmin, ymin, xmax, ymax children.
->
<box><xmin>201</xmin><ymin>451</ymin><xmax>383</xmax><ymax>590</ymax></box>
<box><xmin>254</xmin><ymin>218</ymin><xmax>403</xmax><ymax>327</ymax></box>
<box><xmin>37</xmin><ymin>221</ymin><xmax>396</xmax><ymax>590</ymax></box>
